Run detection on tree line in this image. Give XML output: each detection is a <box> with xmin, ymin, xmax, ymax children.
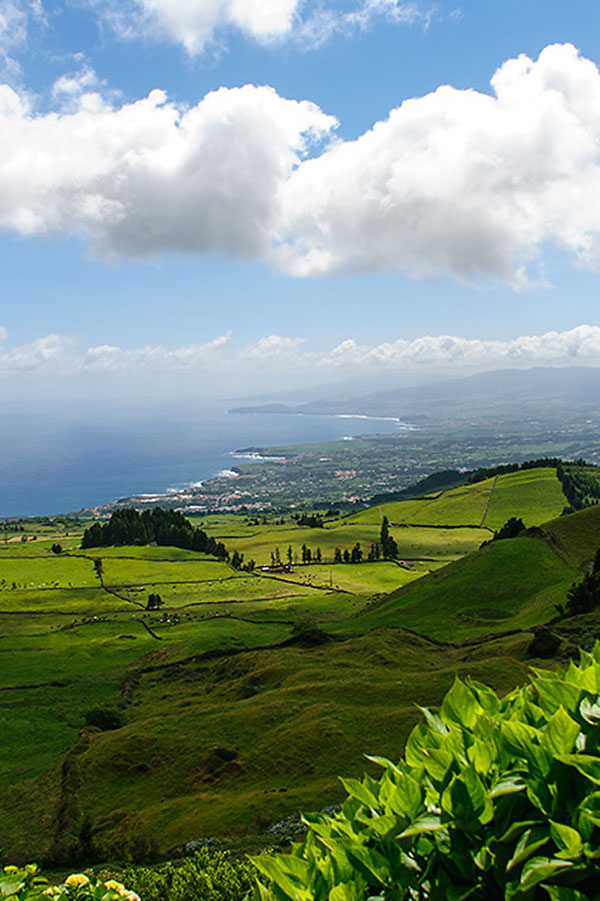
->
<box><xmin>81</xmin><ymin>507</ymin><xmax>228</xmax><ymax>559</ymax></box>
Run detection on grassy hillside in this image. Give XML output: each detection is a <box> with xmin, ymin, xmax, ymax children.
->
<box><xmin>1</xmin><ymin>468</ymin><xmax>592</xmax><ymax>865</ymax></box>
<box><xmin>348</xmin><ymin>503</ymin><xmax>600</xmax><ymax>641</ymax></box>
<box><xmin>350</xmin><ymin>467</ymin><xmax>565</xmax><ymax>530</ymax></box>
<box><xmin>481</xmin><ymin>467</ymin><xmax>566</xmax><ymax>529</ymax></box>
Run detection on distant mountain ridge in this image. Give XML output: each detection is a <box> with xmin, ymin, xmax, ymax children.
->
<box><xmin>229</xmin><ymin>366</ymin><xmax>600</xmax><ymax>425</ymax></box>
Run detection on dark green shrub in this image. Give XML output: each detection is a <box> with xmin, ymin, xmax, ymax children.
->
<box><xmin>119</xmin><ymin>849</ymin><xmax>255</xmax><ymax>901</ymax></box>
<box><xmin>253</xmin><ymin>645</ymin><xmax>600</xmax><ymax>899</ymax></box>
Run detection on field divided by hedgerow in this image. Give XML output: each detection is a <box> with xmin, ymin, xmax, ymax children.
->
<box><xmin>0</xmin><ymin>467</ymin><xmax>583</xmax><ymax>864</ymax></box>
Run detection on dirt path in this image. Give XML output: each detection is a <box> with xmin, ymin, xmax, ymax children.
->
<box><xmin>479</xmin><ymin>475</ymin><xmax>499</xmax><ymax>528</ymax></box>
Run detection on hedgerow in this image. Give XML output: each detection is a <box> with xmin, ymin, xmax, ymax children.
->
<box><xmin>253</xmin><ymin>645</ymin><xmax>600</xmax><ymax>899</ymax></box>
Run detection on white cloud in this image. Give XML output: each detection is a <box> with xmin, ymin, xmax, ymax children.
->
<box><xmin>3</xmin><ymin>325</ymin><xmax>600</xmax><ymax>377</ymax></box>
<box><xmin>95</xmin><ymin>0</ymin><xmax>434</xmax><ymax>54</ymax></box>
<box><xmin>4</xmin><ymin>44</ymin><xmax>600</xmax><ymax>284</ymax></box>
<box><xmin>102</xmin><ymin>0</ymin><xmax>300</xmax><ymax>55</ymax></box>
<box><xmin>314</xmin><ymin>325</ymin><xmax>600</xmax><ymax>369</ymax></box>
<box><xmin>83</xmin><ymin>332</ymin><xmax>231</xmax><ymax>373</ymax></box>
<box><xmin>0</xmin><ymin>82</ymin><xmax>335</xmax><ymax>258</ymax></box>
<box><xmin>276</xmin><ymin>43</ymin><xmax>600</xmax><ymax>282</ymax></box>
<box><xmin>240</xmin><ymin>334</ymin><xmax>304</xmax><ymax>363</ymax></box>
<box><xmin>0</xmin><ymin>0</ymin><xmax>44</xmax><ymax>79</ymax></box>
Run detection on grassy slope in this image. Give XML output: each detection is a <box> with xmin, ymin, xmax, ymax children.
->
<box><xmin>482</xmin><ymin>467</ymin><xmax>566</xmax><ymax>530</ymax></box>
<box><xmin>0</xmin><ymin>469</ymin><xmax>582</xmax><ymax>861</ymax></box>
<box><xmin>347</xmin><ymin>503</ymin><xmax>600</xmax><ymax>642</ymax></box>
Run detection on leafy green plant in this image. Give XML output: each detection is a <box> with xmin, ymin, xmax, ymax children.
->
<box><xmin>253</xmin><ymin>645</ymin><xmax>600</xmax><ymax>899</ymax></box>
<box><xmin>0</xmin><ymin>864</ymin><xmax>138</xmax><ymax>900</ymax></box>
<box><xmin>118</xmin><ymin>849</ymin><xmax>255</xmax><ymax>900</ymax></box>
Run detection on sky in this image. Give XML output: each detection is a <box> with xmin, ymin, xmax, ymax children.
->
<box><xmin>2</xmin><ymin>0</ymin><xmax>600</xmax><ymax>398</ymax></box>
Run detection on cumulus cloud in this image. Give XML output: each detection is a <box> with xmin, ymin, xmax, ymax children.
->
<box><xmin>0</xmin><ymin>82</ymin><xmax>335</xmax><ymax>258</ymax></box>
<box><xmin>3</xmin><ymin>325</ymin><xmax>600</xmax><ymax>377</ymax></box>
<box><xmin>4</xmin><ymin>44</ymin><xmax>600</xmax><ymax>283</ymax></box>
<box><xmin>276</xmin><ymin>43</ymin><xmax>600</xmax><ymax>283</ymax></box>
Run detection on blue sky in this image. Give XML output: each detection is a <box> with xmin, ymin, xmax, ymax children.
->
<box><xmin>2</xmin><ymin>0</ymin><xmax>600</xmax><ymax>395</ymax></box>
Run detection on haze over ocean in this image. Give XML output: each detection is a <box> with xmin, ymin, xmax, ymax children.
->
<box><xmin>0</xmin><ymin>404</ymin><xmax>402</xmax><ymax>518</ymax></box>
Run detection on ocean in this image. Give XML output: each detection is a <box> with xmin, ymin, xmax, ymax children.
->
<box><xmin>0</xmin><ymin>401</ymin><xmax>404</xmax><ymax>518</ymax></box>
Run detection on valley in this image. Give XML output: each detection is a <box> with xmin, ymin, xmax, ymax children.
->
<box><xmin>2</xmin><ymin>462</ymin><xmax>599</xmax><ymax>867</ymax></box>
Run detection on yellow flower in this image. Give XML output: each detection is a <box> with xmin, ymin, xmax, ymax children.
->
<box><xmin>64</xmin><ymin>873</ymin><xmax>90</xmax><ymax>888</ymax></box>
<box><xmin>25</xmin><ymin>864</ymin><xmax>38</xmax><ymax>874</ymax></box>
<box><xmin>104</xmin><ymin>880</ymin><xmax>125</xmax><ymax>892</ymax></box>
<box><xmin>120</xmin><ymin>892</ymin><xmax>140</xmax><ymax>901</ymax></box>
<box><xmin>3</xmin><ymin>865</ymin><xmax>18</xmax><ymax>874</ymax></box>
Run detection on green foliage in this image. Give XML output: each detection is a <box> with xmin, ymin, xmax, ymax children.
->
<box><xmin>0</xmin><ymin>863</ymin><xmax>138</xmax><ymax>900</ymax></box>
<box><xmin>380</xmin><ymin>517</ymin><xmax>398</xmax><ymax>561</ymax></box>
<box><xmin>253</xmin><ymin>646</ymin><xmax>600</xmax><ymax>899</ymax></box>
<box><xmin>118</xmin><ymin>850</ymin><xmax>255</xmax><ymax>901</ymax></box>
<box><xmin>557</xmin><ymin>462</ymin><xmax>600</xmax><ymax>513</ymax></box>
<box><xmin>81</xmin><ymin>508</ymin><xmax>228</xmax><ymax>560</ymax></box>
<box><xmin>494</xmin><ymin>517</ymin><xmax>526</xmax><ymax>541</ymax></box>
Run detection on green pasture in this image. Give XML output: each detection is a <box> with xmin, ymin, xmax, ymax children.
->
<box><xmin>208</xmin><ymin>522</ymin><xmax>381</xmax><ymax>565</ymax></box>
<box><xmin>346</xmin><ymin>505</ymin><xmax>600</xmax><ymax>641</ymax></box>
<box><xmin>100</xmin><ymin>555</ymin><xmax>234</xmax><ymax>587</ymax></box>
<box><xmin>350</xmin><ymin>478</ymin><xmax>494</xmax><ymax>527</ymax></box>
<box><xmin>1</xmin><ymin>477</ymin><xmax>592</xmax><ymax>864</ymax></box>
<box><xmin>0</xmin><ymin>536</ymin><xmax>82</xmax><ymax>556</ymax></box>
<box><xmin>0</xmin><ymin>587</ymin><xmax>130</xmax><ymax>614</ymax></box>
<box><xmin>72</xmin><ymin>544</ymin><xmax>212</xmax><ymax>561</ymax></box>
<box><xmin>535</xmin><ymin>502</ymin><xmax>600</xmax><ymax>568</ymax></box>
<box><xmin>389</xmin><ymin>525</ymin><xmax>487</xmax><ymax>558</ymax></box>
<box><xmin>0</xmin><ymin>554</ymin><xmax>96</xmax><ymax>589</ymax></box>
<box><xmin>482</xmin><ymin>467</ymin><xmax>565</xmax><ymax>529</ymax></box>
<box><xmin>265</xmin><ymin>561</ymin><xmax>423</xmax><ymax>595</ymax></box>
<box><xmin>111</xmin><ymin>575</ymin><xmax>326</xmax><ymax>610</ymax></box>
<box><xmin>72</xmin><ymin>628</ymin><xmax>535</xmax><ymax>859</ymax></box>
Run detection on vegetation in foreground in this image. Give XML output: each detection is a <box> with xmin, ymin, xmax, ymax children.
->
<box><xmin>254</xmin><ymin>645</ymin><xmax>600</xmax><ymax>899</ymax></box>
<box><xmin>2</xmin><ymin>464</ymin><xmax>600</xmax><ymax>869</ymax></box>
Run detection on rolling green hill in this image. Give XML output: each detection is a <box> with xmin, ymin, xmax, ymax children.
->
<box><xmin>347</xmin><ymin>503</ymin><xmax>600</xmax><ymax>641</ymax></box>
<box><xmin>2</xmin><ymin>466</ymin><xmax>598</xmax><ymax>866</ymax></box>
<box><xmin>350</xmin><ymin>466</ymin><xmax>565</xmax><ymax>529</ymax></box>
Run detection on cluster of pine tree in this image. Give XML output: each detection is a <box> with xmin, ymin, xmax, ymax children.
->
<box><xmin>230</xmin><ymin>550</ymin><xmax>255</xmax><ymax>571</ymax></box>
<box><xmin>81</xmin><ymin>507</ymin><xmax>228</xmax><ymax>559</ymax></box>
<box><xmin>557</xmin><ymin>461</ymin><xmax>600</xmax><ymax>512</ymax></box>
<box><xmin>558</xmin><ymin>548</ymin><xmax>600</xmax><ymax>616</ymax></box>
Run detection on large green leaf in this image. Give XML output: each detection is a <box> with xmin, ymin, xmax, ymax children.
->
<box><xmin>441</xmin><ymin>679</ymin><xmax>481</xmax><ymax>731</ymax></box>
<box><xmin>556</xmin><ymin>754</ymin><xmax>600</xmax><ymax>785</ymax></box>
<box><xmin>518</xmin><ymin>856</ymin><xmax>574</xmax><ymax>891</ymax></box>
<box><xmin>549</xmin><ymin>820</ymin><xmax>584</xmax><ymax>860</ymax></box>
<box><xmin>541</xmin><ymin>707</ymin><xmax>580</xmax><ymax>756</ymax></box>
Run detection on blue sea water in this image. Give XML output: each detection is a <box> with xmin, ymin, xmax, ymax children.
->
<box><xmin>0</xmin><ymin>401</ymin><xmax>404</xmax><ymax>518</ymax></box>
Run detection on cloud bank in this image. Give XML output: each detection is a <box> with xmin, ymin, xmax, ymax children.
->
<box><xmin>3</xmin><ymin>325</ymin><xmax>600</xmax><ymax>377</ymax></box>
<box><xmin>3</xmin><ymin>44</ymin><xmax>600</xmax><ymax>284</ymax></box>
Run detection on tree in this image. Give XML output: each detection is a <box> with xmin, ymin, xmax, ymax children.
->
<box><xmin>334</xmin><ymin>547</ymin><xmax>342</xmax><ymax>564</ymax></box>
<box><xmin>350</xmin><ymin>542</ymin><xmax>363</xmax><ymax>563</ymax></box>
<box><xmin>51</xmin><ymin>543</ymin><xmax>62</xmax><ymax>555</ymax></box>
<box><xmin>343</xmin><ymin>549</ymin><xmax>350</xmax><ymax>563</ymax></box>
<box><xmin>315</xmin><ymin>547</ymin><xmax>322</xmax><ymax>563</ymax></box>
<box><xmin>287</xmin><ymin>545</ymin><xmax>293</xmax><ymax>565</ymax></box>
<box><xmin>231</xmin><ymin>550</ymin><xmax>245</xmax><ymax>570</ymax></box>
<box><xmin>494</xmin><ymin>517</ymin><xmax>526</xmax><ymax>541</ymax></box>
<box><xmin>147</xmin><ymin>593</ymin><xmax>163</xmax><ymax>610</ymax></box>
<box><xmin>380</xmin><ymin>516</ymin><xmax>398</xmax><ymax>559</ymax></box>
